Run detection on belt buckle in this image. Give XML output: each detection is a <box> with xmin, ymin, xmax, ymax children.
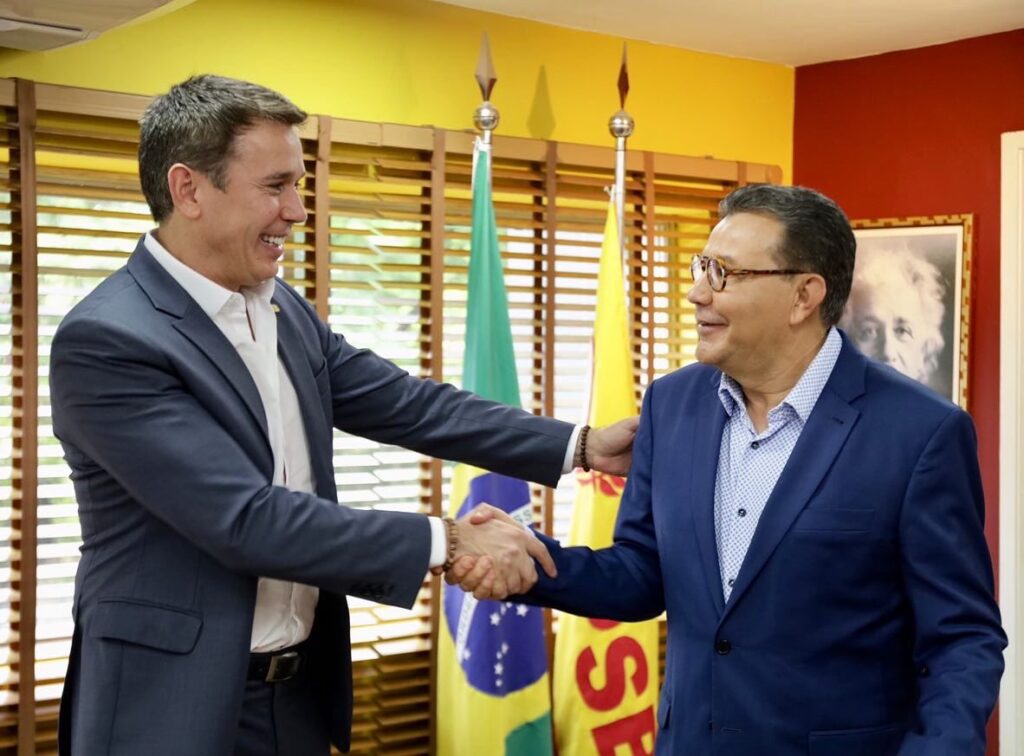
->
<box><xmin>265</xmin><ymin>650</ymin><xmax>301</xmax><ymax>683</ymax></box>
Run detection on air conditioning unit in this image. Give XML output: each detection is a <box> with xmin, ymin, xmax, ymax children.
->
<box><xmin>0</xmin><ymin>0</ymin><xmax>194</xmax><ymax>51</ymax></box>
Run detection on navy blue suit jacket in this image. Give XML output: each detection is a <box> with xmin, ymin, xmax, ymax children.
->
<box><xmin>527</xmin><ymin>336</ymin><xmax>1005</xmax><ymax>756</ymax></box>
<box><xmin>51</xmin><ymin>239</ymin><xmax>574</xmax><ymax>755</ymax></box>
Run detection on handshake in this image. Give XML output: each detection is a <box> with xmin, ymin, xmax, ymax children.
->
<box><xmin>436</xmin><ymin>504</ymin><xmax>554</xmax><ymax>601</ymax></box>
<box><xmin>434</xmin><ymin>417</ymin><xmax>638</xmax><ymax>601</ymax></box>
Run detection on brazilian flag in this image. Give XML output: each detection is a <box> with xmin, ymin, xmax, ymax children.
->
<box><xmin>435</xmin><ymin>138</ymin><xmax>553</xmax><ymax>755</ymax></box>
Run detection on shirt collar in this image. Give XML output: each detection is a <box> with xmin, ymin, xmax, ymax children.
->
<box><xmin>143</xmin><ymin>231</ymin><xmax>276</xmax><ymax>318</ymax></box>
<box><xmin>717</xmin><ymin>327</ymin><xmax>843</xmax><ymax>422</ymax></box>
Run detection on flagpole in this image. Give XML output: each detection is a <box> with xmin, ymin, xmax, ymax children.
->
<box><xmin>554</xmin><ymin>53</ymin><xmax>660</xmax><ymax>752</ymax></box>
<box><xmin>474</xmin><ymin>32</ymin><xmax>499</xmax><ymax>144</ymax></box>
<box><xmin>608</xmin><ymin>43</ymin><xmax>634</xmax><ymax>257</ymax></box>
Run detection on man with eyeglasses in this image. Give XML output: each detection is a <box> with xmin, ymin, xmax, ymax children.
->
<box><xmin>451</xmin><ymin>184</ymin><xmax>1005</xmax><ymax>755</ymax></box>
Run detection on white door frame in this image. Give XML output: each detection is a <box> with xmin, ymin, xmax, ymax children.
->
<box><xmin>1000</xmin><ymin>130</ymin><xmax>1024</xmax><ymax>755</ymax></box>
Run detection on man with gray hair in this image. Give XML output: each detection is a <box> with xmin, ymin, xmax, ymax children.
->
<box><xmin>49</xmin><ymin>74</ymin><xmax>635</xmax><ymax>756</ymax></box>
<box><xmin>453</xmin><ymin>184</ymin><xmax>1005</xmax><ymax>755</ymax></box>
<box><xmin>841</xmin><ymin>247</ymin><xmax>948</xmax><ymax>395</ymax></box>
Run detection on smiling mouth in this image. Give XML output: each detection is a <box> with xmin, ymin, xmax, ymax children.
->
<box><xmin>696</xmin><ymin>321</ymin><xmax>726</xmax><ymax>337</ymax></box>
<box><xmin>259</xmin><ymin>234</ymin><xmax>287</xmax><ymax>250</ymax></box>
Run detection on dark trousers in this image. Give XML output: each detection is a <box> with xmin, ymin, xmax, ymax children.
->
<box><xmin>233</xmin><ymin>669</ymin><xmax>331</xmax><ymax>756</ymax></box>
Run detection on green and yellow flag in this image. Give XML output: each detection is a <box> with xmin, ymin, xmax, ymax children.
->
<box><xmin>435</xmin><ymin>138</ymin><xmax>554</xmax><ymax>756</ymax></box>
<box><xmin>553</xmin><ymin>194</ymin><xmax>660</xmax><ymax>755</ymax></box>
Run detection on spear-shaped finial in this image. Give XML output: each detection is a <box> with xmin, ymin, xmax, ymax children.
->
<box><xmin>609</xmin><ymin>43</ymin><xmax>633</xmax><ymax>255</ymax></box>
<box><xmin>617</xmin><ymin>43</ymin><xmax>630</xmax><ymax>109</ymax></box>
<box><xmin>475</xmin><ymin>32</ymin><xmax>497</xmax><ymax>101</ymax></box>
<box><xmin>609</xmin><ymin>43</ymin><xmax>634</xmax><ymax>139</ymax></box>
<box><xmin>474</xmin><ymin>32</ymin><xmax>500</xmax><ymax>138</ymax></box>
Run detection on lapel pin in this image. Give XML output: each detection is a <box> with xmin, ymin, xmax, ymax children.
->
<box><xmin>271</xmin><ymin>304</ymin><xmax>280</xmax><ymax>314</ymax></box>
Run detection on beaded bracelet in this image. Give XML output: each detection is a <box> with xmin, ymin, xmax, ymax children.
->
<box><xmin>442</xmin><ymin>516</ymin><xmax>458</xmax><ymax>572</ymax></box>
<box><xmin>576</xmin><ymin>424</ymin><xmax>591</xmax><ymax>472</ymax></box>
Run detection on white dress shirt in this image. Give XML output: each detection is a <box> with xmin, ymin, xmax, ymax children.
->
<box><xmin>144</xmin><ymin>232</ymin><xmax>581</xmax><ymax>651</ymax></box>
<box><xmin>145</xmin><ymin>233</ymin><xmax>318</xmax><ymax>651</ymax></box>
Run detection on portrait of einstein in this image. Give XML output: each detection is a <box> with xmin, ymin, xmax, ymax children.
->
<box><xmin>840</xmin><ymin>225</ymin><xmax>966</xmax><ymax>403</ymax></box>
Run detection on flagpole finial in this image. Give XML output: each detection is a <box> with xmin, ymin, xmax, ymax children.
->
<box><xmin>617</xmin><ymin>43</ymin><xmax>630</xmax><ymax>109</ymax></box>
<box><xmin>609</xmin><ymin>43</ymin><xmax>633</xmax><ymax>139</ymax></box>
<box><xmin>609</xmin><ymin>109</ymin><xmax>634</xmax><ymax>139</ymax></box>
<box><xmin>474</xmin><ymin>33</ymin><xmax>500</xmax><ymax>139</ymax></box>
<box><xmin>474</xmin><ymin>101</ymin><xmax>500</xmax><ymax>133</ymax></box>
<box><xmin>475</xmin><ymin>32</ymin><xmax>497</xmax><ymax>101</ymax></box>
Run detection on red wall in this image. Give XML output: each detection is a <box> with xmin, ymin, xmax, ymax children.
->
<box><xmin>794</xmin><ymin>28</ymin><xmax>1024</xmax><ymax>754</ymax></box>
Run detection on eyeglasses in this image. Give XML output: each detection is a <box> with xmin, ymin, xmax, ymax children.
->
<box><xmin>690</xmin><ymin>254</ymin><xmax>808</xmax><ymax>292</ymax></box>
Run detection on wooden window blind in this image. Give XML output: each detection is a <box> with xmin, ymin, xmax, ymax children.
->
<box><xmin>0</xmin><ymin>78</ymin><xmax>780</xmax><ymax>756</ymax></box>
<box><xmin>0</xmin><ymin>83</ymin><xmax>17</xmax><ymax>753</ymax></box>
<box><xmin>323</xmin><ymin>126</ymin><xmax>439</xmax><ymax>755</ymax></box>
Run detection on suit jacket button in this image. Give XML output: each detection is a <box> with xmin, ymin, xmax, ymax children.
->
<box><xmin>715</xmin><ymin>639</ymin><xmax>732</xmax><ymax>655</ymax></box>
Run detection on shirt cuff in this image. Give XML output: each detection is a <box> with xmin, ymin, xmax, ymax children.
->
<box><xmin>561</xmin><ymin>424</ymin><xmax>583</xmax><ymax>474</ymax></box>
<box><xmin>428</xmin><ymin>516</ymin><xmax>447</xmax><ymax>568</ymax></box>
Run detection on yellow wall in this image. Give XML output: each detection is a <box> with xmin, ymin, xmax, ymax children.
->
<box><xmin>0</xmin><ymin>0</ymin><xmax>793</xmax><ymax>178</ymax></box>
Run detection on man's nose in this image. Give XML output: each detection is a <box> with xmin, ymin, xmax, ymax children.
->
<box><xmin>881</xmin><ymin>331</ymin><xmax>901</xmax><ymax>365</ymax></box>
<box><xmin>282</xmin><ymin>186</ymin><xmax>308</xmax><ymax>224</ymax></box>
<box><xmin>687</xmin><ymin>276</ymin><xmax>711</xmax><ymax>305</ymax></box>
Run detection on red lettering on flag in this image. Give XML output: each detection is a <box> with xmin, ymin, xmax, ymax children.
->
<box><xmin>575</xmin><ymin>636</ymin><xmax>650</xmax><ymax>712</ymax></box>
<box><xmin>591</xmin><ymin>707</ymin><xmax>656</xmax><ymax>756</ymax></box>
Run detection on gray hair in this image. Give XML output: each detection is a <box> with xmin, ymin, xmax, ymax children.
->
<box><xmin>718</xmin><ymin>184</ymin><xmax>856</xmax><ymax>327</ymax></box>
<box><xmin>848</xmin><ymin>248</ymin><xmax>946</xmax><ymax>360</ymax></box>
<box><xmin>139</xmin><ymin>74</ymin><xmax>307</xmax><ymax>222</ymax></box>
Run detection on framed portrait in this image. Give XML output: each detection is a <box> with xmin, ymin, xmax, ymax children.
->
<box><xmin>840</xmin><ymin>215</ymin><xmax>972</xmax><ymax>408</ymax></box>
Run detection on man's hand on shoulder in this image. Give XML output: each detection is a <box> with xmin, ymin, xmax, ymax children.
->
<box><xmin>585</xmin><ymin>416</ymin><xmax>639</xmax><ymax>476</ymax></box>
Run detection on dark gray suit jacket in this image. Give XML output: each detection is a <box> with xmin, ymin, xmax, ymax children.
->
<box><xmin>51</xmin><ymin>238</ymin><xmax>573</xmax><ymax>755</ymax></box>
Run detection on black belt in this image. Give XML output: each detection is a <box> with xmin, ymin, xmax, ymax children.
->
<box><xmin>248</xmin><ymin>643</ymin><xmax>306</xmax><ymax>683</ymax></box>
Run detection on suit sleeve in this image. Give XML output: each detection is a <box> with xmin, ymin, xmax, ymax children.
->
<box><xmin>50</xmin><ymin>315</ymin><xmax>431</xmax><ymax>608</ymax></box>
<box><xmin>898</xmin><ymin>408</ymin><xmax>1006</xmax><ymax>755</ymax></box>
<box><xmin>287</xmin><ymin>285</ymin><xmax>574</xmax><ymax>488</ymax></box>
<box><xmin>519</xmin><ymin>384</ymin><xmax>664</xmax><ymax>621</ymax></box>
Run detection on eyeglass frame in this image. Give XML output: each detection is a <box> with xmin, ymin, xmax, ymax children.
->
<box><xmin>690</xmin><ymin>254</ymin><xmax>809</xmax><ymax>292</ymax></box>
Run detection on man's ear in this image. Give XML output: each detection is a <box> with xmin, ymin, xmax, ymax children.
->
<box><xmin>790</xmin><ymin>273</ymin><xmax>827</xmax><ymax>326</ymax></box>
<box><xmin>166</xmin><ymin>163</ymin><xmax>202</xmax><ymax>220</ymax></box>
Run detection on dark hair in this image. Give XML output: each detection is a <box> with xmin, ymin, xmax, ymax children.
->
<box><xmin>718</xmin><ymin>184</ymin><xmax>856</xmax><ymax>327</ymax></box>
<box><xmin>138</xmin><ymin>74</ymin><xmax>306</xmax><ymax>222</ymax></box>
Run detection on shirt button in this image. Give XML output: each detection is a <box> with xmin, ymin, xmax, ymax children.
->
<box><xmin>727</xmin><ymin>578</ymin><xmax>735</xmax><ymax>587</ymax></box>
<box><xmin>715</xmin><ymin>639</ymin><xmax>732</xmax><ymax>655</ymax></box>
<box><xmin>737</xmin><ymin>508</ymin><xmax>747</xmax><ymax>517</ymax></box>
<box><xmin>750</xmin><ymin>440</ymin><xmax>760</xmax><ymax>449</ymax></box>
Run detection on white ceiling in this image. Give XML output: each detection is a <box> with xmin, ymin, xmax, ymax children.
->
<box><xmin>436</xmin><ymin>0</ymin><xmax>1024</xmax><ymax>66</ymax></box>
<box><xmin>0</xmin><ymin>0</ymin><xmax>195</xmax><ymax>50</ymax></box>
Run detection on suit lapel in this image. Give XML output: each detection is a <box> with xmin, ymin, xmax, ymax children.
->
<box><xmin>273</xmin><ymin>296</ymin><xmax>335</xmax><ymax>500</ymax></box>
<box><xmin>173</xmin><ymin>310</ymin><xmax>270</xmax><ymax>439</ymax></box>
<box><xmin>688</xmin><ymin>373</ymin><xmax>729</xmax><ymax>617</ymax></box>
<box><xmin>720</xmin><ymin>344</ymin><xmax>864</xmax><ymax>622</ymax></box>
<box><xmin>127</xmin><ymin>239</ymin><xmax>269</xmax><ymax>442</ymax></box>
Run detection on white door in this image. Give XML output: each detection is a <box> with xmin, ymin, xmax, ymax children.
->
<box><xmin>1000</xmin><ymin>129</ymin><xmax>1024</xmax><ymax>755</ymax></box>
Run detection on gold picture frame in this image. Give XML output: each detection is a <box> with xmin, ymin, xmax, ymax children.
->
<box><xmin>842</xmin><ymin>215</ymin><xmax>972</xmax><ymax>409</ymax></box>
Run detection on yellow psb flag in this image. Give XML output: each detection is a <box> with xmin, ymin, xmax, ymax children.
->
<box><xmin>553</xmin><ymin>195</ymin><xmax>660</xmax><ymax>755</ymax></box>
<box><xmin>435</xmin><ymin>138</ymin><xmax>554</xmax><ymax>756</ymax></box>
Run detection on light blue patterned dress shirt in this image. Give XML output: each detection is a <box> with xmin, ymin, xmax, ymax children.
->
<box><xmin>714</xmin><ymin>327</ymin><xmax>842</xmax><ymax>601</ymax></box>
